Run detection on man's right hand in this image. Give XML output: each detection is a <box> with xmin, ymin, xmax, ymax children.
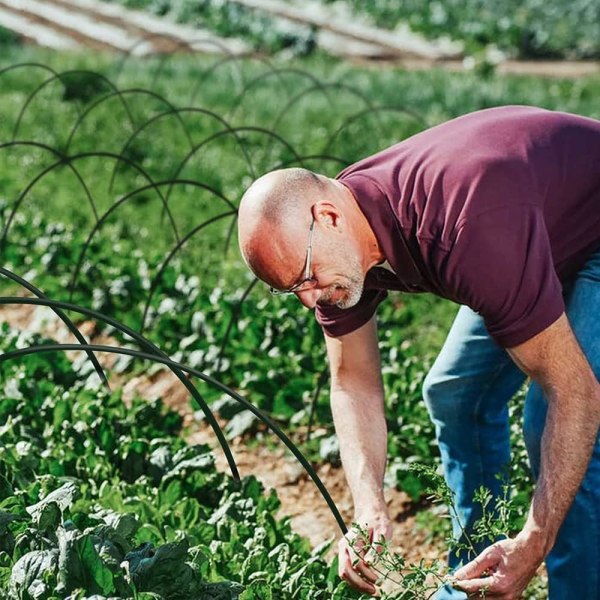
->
<box><xmin>338</xmin><ymin>513</ymin><xmax>393</xmax><ymax>596</ymax></box>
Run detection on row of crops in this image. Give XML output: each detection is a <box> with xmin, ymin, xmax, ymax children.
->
<box><xmin>324</xmin><ymin>0</ymin><xmax>600</xmax><ymax>59</ymax></box>
<box><xmin>0</xmin><ymin>325</ymin><xmax>356</xmax><ymax>598</ymax></box>
<box><xmin>103</xmin><ymin>0</ymin><xmax>600</xmax><ymax>59</ymax></box>
<box><xmin>1</xmin><ymin>43</ymin><xmax>599</xmax><ymax>598</ymax></box>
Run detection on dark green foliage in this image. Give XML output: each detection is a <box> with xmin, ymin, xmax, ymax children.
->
<box><xmin>59</xmin><ymin>72</ymin><xmax>113</xmax><ymax>104</ymax></box>
<box><xmin>1</xmin><ymin>46</ymin><xmax>596</xmax><ymax>500</ymax></box>
<box><xmin>0</xmin><ymin>25</ymin><xmax>20</xmax><ymax>48</ymax></box>
<box><xmin>1</xmin><ymin>48</ymin><xmax>592</xmax><ymax>600</ymax></box>
<box><xmin>0</xmin><ymin>327</ymin><xmax>364</xmax><ymax>599</ymax></box>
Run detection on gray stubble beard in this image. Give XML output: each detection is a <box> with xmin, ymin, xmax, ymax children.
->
<box><xmin>318</xmin><ymin>253</ymin><xmax>365</xmax><ymax>309</ymax></box>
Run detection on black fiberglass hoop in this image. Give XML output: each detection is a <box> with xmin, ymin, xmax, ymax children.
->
<box><xmin>0</xmin><ymin>140</ymin><xmax>100</xmax><ymax>226</ymax></box>
<box><xmin>0</xmin><ymin>151</ymin><xmax>181</xmax><ymax>257</ymax></box>
<box><xmin>112</xmin><ymin>34</ymin><xmax>243</xmax><ymax>89</ymax></box>
<box><xmin>215</xmin><ymin>276</ymin><xmax>259</xmax><ymax>374</ymax></box>
<box><xmin>148</xmin><ymin>37</ymin><xmax>246</xmax><ymax>91</ymax></box>
<box><xmin>263</xmin><ymin>82</ymin><xmax>383</xmax><ymax>167</ymax></box>
<box><xmin>111</xmin><ymin>35</ymin><xmax>181</xmax><ymax>85</ymax></box>
<box><xmin>269</xmin><ymin>81</ymin><xmax>380</xmax><ymax>134</ymax></box>
<box><xmin>11</xmin><ymin>70</ymin><xmax>135</xmax><ymax>143</ymax></box>
<box><xmin>115</xmin><ymin>33</ymin><xmax>227</xmax><ymax>85</ymax></box>
<box><xmin>64</xmin><ymin>88</ymin><xmax>194</xmax><ymax>155</ymax></box>
<box><xmin>189</xmin><ymin>54</ymin><xmax>286</xmax><ymax>106</ymax></box>
<box><xmin>226</xmin><ymin>67</ymin><xmax>333</xmax><ymax>122</ymax></box>
<box><xmin>321</xmin><ymin>105</ymin><xmax>427</xmax><ymax>156</ymax></box>
<box><xmin>0</xmin><ymin>64</ymin><xmax>82</xmax><ymax>129</ymax></box>
<box><xmin>163</xmin><ymin>126</ymin><xmax>304</xmax><ymax>210</ymax></box>
<box><xmin>0</xmin><ymin>63</ymin><xmax>60</xmax><ymax>82</ymax></box>
<box><xmin>0</xmin><ymin>268</ymin><xmax>109</xmax><ymax>390</ymax></box>
<box><xmin>307</xmin><ymin>368</ymin><xmax>329</xmax><ymax>443</ymax></box>
<box><xmin>0</xmin><ymin>295</ymin><xmax>240</xmax><ymax>481</ymax></box>
<box><xmin>222</xmin><ymin>212</ymin><xmax>238</xmax><ymax>260</ymax></box>
<box><xmin>139</xmin><ymin>207</ymin><xmax>237</xmax><ymax>335</ymax></box>
<box><xmin>68</xmin><ymin>179</ymin><xmax>235</xmax><ymax>308</ymax></box>
<box><xmin>188</xmin><ymin>53</ymin><xmax>249</xmax><ymax>105</ymax></box>
<box><xmin>108</xmin><ymin>107</ymin><xmax>257</xmax><ymax>194</ymax></box>
<box><xmin>0</xmin><ymin>339</ymin><xmax>348</xmax><ymax>534</ymax></box>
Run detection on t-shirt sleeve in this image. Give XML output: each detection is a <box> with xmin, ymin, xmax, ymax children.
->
<box><xmin>315</xmin><ymin>288</ymin><xmax>388</xmax><ymax>337</ymax></box>
<box><xmin>446</xmin><ymin>205</ymin><xmax>565</xmax><ymax>347</ymax></box>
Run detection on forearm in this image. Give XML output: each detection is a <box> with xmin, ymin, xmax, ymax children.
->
<box><xmin>330</xmin><ymin>384</ymin><xmax>389</xmax><ymax>517</ymax></box>
<box><xmin>523</xmin><ymin>377</ymin><xmax>600</xmax><ymax>555</ymax></box>
<box><xmin>455</xmin><ymin>316</ymin><xmax>600</xmax><ymax>598</ymax></box>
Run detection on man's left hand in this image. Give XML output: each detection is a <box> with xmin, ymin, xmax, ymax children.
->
<box><xmin>451</xmin><ymin>533</ymin><xmax>544</xmax><ymax>599</ymax></box>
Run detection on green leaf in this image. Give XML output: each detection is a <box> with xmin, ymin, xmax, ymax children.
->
<box><xmin>78</xmin><ymin>536</ymin><xmax>116</xmax><ymax>594</ymax></box>
<box><xmin>36</xmin><ymin>502</ymin><xmax>61</xmax><ymax>533</ymax></box>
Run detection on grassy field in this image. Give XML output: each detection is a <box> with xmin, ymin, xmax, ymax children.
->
<box><xmin>2</xmin><ymin>43</ymin><xmax>598</xmax><ymax>598</ymax></box>
<box><xmin>2</xmin><ymin>46</ymin><xmax>599</xmax><ymax>346</ymax></box>
<box><xmin>0</xmin><ymin>43</ymin><xmax>598</xmax><ymax>469</ymax></box>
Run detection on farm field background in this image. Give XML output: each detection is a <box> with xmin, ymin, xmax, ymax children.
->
<box><xmin>0</xmin><ymin>10</ymin><xmax>599</xmax><ymax>598</ymax></box>
<box><xmin>101</xmin><ymin>0</ymin><xmax>600</xmax><ymax>59</ymax></box>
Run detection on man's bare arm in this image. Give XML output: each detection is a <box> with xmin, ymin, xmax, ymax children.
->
<box><xmin>507</xmin><ymin>313</ymin><xmax>600</xmax><ymax>554</ymax></box>
<box><xmin>455</xmin><ymin>313</ymin><xmax>600</xmax><ymax>597</ymax></box>
<box><xmin>325</xmin><ymin>315</ymin><xmax>392</xmax><ymax>595</ymax></box>
<box><xmin>325</xmin><ymin>315</ymin><xmax>388</xmax><ymax>517</ymax></box>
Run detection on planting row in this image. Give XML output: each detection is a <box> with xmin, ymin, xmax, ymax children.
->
<box><xmin>325</xmin><ymin>0</ymin><xmax>600</xmax><ymax>59</ymax></box>
<box><xmin>102</xmin><ymin>0</ymin><xmax>599</xmax><ymax>59</ymax></box>
<box><xmin>0</xmin><ymin>324</ymin><xmax>365</xmax><ymax>599</ymax></box>
<box><xmin>0</xmin><ymin>205</ymin><xmax>441</xmax><ymax>492</ymax></box>
<box><xmin>4</xmin><ymin>48</ymin><xmax>595</xmax><ymax>500</ymax></box>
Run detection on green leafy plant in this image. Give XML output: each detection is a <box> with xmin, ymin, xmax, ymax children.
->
<box><xmin>322</xmin><ymin>0</ymin><xmax>600</xmax><ymax>59</ymax></box>
<box><xmin>348</xmin><ymin>464</ymin><xmax>543</xmax><ymax>599</ymax></box>
<box><xmin>0</xmin><ymin>323</ymin><xmax>368</xmax><ymax>598</ymax></box>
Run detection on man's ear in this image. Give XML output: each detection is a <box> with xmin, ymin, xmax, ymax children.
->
<box><xmin>312</xmin><ymin>200</ymin><xmax>343</xmax><ymax>232</ymax></box>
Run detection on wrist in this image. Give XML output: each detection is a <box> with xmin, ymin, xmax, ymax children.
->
<box><xmin>354</xmin><ymin>501</ymin><xmax>390</xmax><ymax>522</ymax></box>
<box><xmin>518</xmin><ymin>522</ymin><xmax>554</xmax><ymax>560</ymax></box>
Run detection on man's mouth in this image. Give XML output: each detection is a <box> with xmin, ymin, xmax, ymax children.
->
<box><xmin>317</xmin><ymin>286</ymin><xmax>346</xmax><ymax>307</ymax></box>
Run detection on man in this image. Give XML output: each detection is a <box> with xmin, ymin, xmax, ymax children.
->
<box><xmin>237</xmin><ymin>106</ymin><xmax>600</xmax><ymax>599</ymax></box>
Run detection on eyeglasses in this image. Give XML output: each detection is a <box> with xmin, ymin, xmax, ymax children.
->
<box><xmin>269</xmin><ymin>216</ymin><xmax>316</xmax><ymax>295</ymax></box>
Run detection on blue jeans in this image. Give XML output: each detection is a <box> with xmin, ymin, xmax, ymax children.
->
<box><xmin>423</xmin><ymin>246</ymin><xmax>600</xmax><ymax>600</ymax></box>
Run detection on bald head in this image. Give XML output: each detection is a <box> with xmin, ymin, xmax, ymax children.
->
<box><xmin>238</xmin><ymin>168</ymin><xmax>326</xmax><ymax>287</ymax></box>
<box><xmin>242</xmin><ymin>168</ymin><xmax>323</xmax><ymax>226</ymax></box>
<box><xmin>238</xmin><ymin>167</ymin><xmax>383</xmax><ymax>306</ymax></box>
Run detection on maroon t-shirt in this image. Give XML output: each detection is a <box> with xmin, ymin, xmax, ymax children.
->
<box><xmin>316</xmin><ymin>106</ymin><xmax>600</xmax><ymax>347</ymax></box>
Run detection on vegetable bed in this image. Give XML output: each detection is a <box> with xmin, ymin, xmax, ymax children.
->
<box><xmin>325</xmin><ymin>0</ymin><xmax>600</xmax><ymax>59</ymax></box>
<box><xmin>0</xmin><ymin>325</ymin><xmax>361</xmax><ymax>599</ymax></box>
<box><xmin>2</xmin><ymin>46</ymin><xmax>600</xmax><ymax>599</ymax></box>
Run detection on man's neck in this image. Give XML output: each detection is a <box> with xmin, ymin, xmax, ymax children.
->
<box><xmin>335</xmin><ymin>179</ymin><xmax>384</xmax><ymax>269</ymax></box>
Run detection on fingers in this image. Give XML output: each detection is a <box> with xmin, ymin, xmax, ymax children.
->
<box><xmin>453</xmin><ymin>576</ymin><xmax>495</xmax><ymax>595</ymax></box>
<box><xmin>349</xmin><ymin>544</ymin><xmax>380</xmax><ymax>583</ymax></box>
<box><xmin>338</xmin><ymin>541</ymin><xmax>378</xmax><ymax>595</ymax></box>
<box><xmin>452</xmin><ymin>544</ymin><xmax>503</xmax><ymax>597</ymax></box>
<box><xmin>338</xmin><ymin>534</ymin><xmax>381</xmax><ymax>595</ymax></box>
<box><xmin>454</xmin><ymin>544</ymin><xmax>500</xmax><ymax>581</ymax></box>
<box><xmin>364</xmin><ymin>528</ymin><xmax>388</xmax><ymax>562</ymax></box>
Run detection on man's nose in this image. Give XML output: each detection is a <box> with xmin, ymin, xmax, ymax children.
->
<box><xmin>295</xmin><ymin>287</ymin><xmax>322</xmax><ymax>309</ymax></box>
